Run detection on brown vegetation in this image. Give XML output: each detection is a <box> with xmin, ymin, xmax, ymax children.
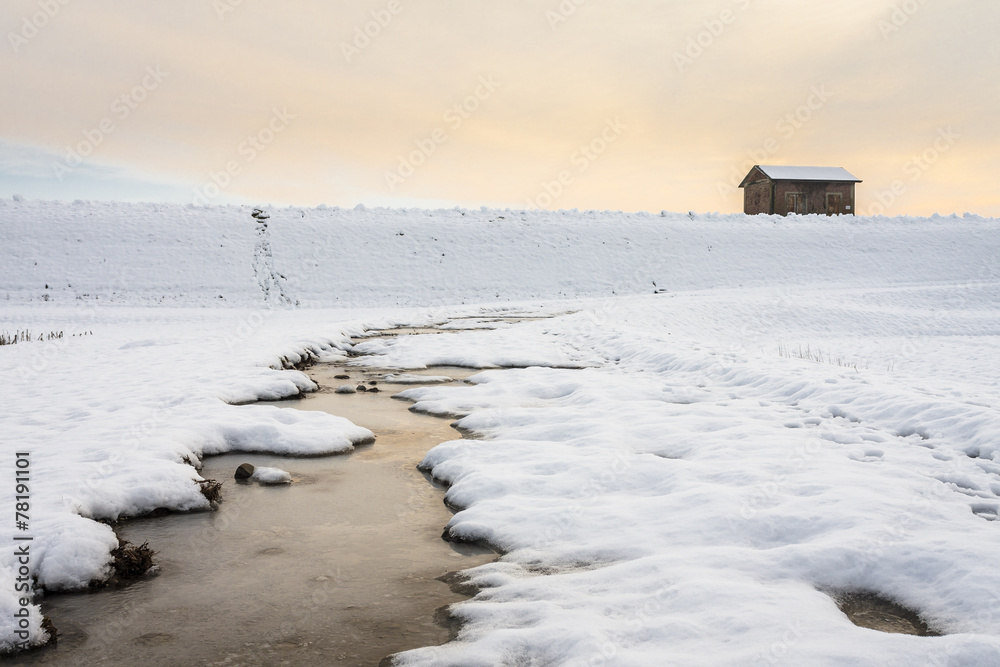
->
<box><xmin>109</xmin><ymin>540</ymin><xmax>156</xmax><ymax>580</ymax></box>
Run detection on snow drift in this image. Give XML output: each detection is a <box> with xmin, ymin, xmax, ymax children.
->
<box><xmin>1</xmin><ymin>198</ymin><xmax>999</xmax><ymax>663</ymax></box>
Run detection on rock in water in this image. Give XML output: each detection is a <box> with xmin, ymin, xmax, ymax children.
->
<box><xmin>235</xmin><ymin>463</ymin><xmax>255</xmax><ymax>479</ymax></box>
<box><xmin>334</xmin><ymin>384</ymin><xmax>356</xmax><ymax>394</ymax></box>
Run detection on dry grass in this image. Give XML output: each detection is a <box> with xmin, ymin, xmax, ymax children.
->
<box><xmin>198</xmin><ymin>478</ymin><xmax>223</xmax><ymax>504</ymax></box>
<box><xmin>0</xmin><ymin>330</ymin><xmax>92</xmax><ymax>346</ymax></box>
<box><xmin>778</xmin><ymin>343</ymin><xmax>870</xmax><ymax>371</ymax></box>
<box><xmin>110</xmin><ymin>540</ymin><xmax>156</xmax><ymax>580</ymax></box>
<box><xmin>40</xmin><ymin>616</ymin><xmax>58</xmax><ymax>645</ymax></box>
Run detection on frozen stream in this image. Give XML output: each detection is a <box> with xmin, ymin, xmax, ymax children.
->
<box><xmin>11</xmin><ymin>362</ymin><xmax>494</xmax><ymax>666</ymax></box>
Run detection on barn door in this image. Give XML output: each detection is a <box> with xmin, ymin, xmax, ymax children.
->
<box><xmin>785</xmin><ymin>193</ymin><xmax>807</xmax><ymax>215</ymax></box>
<box><xmin>826</xmin><ymin>193</ymin><xmax>842</xmax><ymax>216</ymax></box>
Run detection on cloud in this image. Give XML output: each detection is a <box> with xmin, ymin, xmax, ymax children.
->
<box><xmin>0</xmin><ymin>142</ymin><xmax>64</xmax><ymax>179</ymax></box>
<box><xmin>0</xmin><ymin>141</ymin><xmax>196</xmax><ymax>204</ymax></box>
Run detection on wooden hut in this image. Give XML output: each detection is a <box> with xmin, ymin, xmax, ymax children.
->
<box><xmin>739</xmin><ymin>165</ymin><xmax>861</xmax><ymax>216</ymax></box>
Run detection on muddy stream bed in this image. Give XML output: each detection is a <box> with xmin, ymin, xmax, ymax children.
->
<box><xmin>12</xmin><ymin>348</ymin><xmax>496</xmax><ymax>666</ymax></box>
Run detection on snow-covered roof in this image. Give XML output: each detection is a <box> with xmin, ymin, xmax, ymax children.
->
<box><xmin>745</xmin><ymin>165</ymin><xmax>861</xmax><ymax>184</ymax></box>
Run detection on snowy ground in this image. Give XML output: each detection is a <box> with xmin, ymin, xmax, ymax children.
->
<box><xmin>2</xmin><ymin>200</ymin><xmax>999</xmax><ymax>664</ymax></box>
<box><xmin>372</xmin><ymin>296</ymin><xmax>1000</xmax><ymax>666</ymax></box>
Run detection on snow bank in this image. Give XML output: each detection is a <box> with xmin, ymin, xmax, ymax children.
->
<box><xmin>0</xmin><ymin>306</ymin><xmax>387</xmax><ymax>651</ymax></box>
<box><xmin>389</xmin><ymin>317</ymin><xmax>1000</xmax><ymax>664</ymax></box>
<box><xmin>382</xmin><ymin>373</ymin><xmax>455</xmax><ymax>384</ymax></box>
<box><xmin>2</xmin><ymin>198</ymin><xmax>997</xmax><ymax>308</ymax></box>
<box><xmin>352</xmin><ymin>327</ymin><xmax>598</xmax><ymax>370</ymax></box>
<box><xmin>343</xmin><ymin>280</ymin><xmax>1000</xmax><ymax>664</ymax></box>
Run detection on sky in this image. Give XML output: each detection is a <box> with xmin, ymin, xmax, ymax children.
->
<box><xmin>1</xmin><ymin>0</ymin><xmax>997</xmax><ymax>216</ymax></box>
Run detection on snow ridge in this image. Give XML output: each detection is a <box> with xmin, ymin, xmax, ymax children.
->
<box><xmin>2</xmin><ymin>198</ymin><xmax>997</xmax><ymax>308</ymax></box>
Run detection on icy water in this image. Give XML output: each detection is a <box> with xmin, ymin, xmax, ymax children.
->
<box><xmin>13</xmin><ymin>364</ymin><xmax>494</xmax><ymax>666</ymax></box>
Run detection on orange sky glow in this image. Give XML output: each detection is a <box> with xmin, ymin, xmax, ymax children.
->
<box><xmin>1</xmin><ymin>0</ymin><xmax>997</xmax><ymax>216</ymax></box>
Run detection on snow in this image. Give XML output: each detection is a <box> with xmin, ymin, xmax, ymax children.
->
<box><xmin>390</xmin><ymin>323</ymin><xmax>1000</xmax><ymax>664</ymax></box>
<box><xmin>0</xmin><ymin>305</ymin><xmax>385</xmax><ymax>651</ymax></box>
<box><xmin>755</xmin><ymin>165</ymin><xmax>862</xmax><ymax>182</ymax></box>
<box><xmin>383</xmin><ymin>373</ymin><xmax>456</xmax><ymax>384</ymax></box>
<box><xmin>5</xmin><ymin>198</ymin><xmax>993</xmax><ymax>308</ymax></box>
<box><xmin>250</xmin><ymin>466</ymin><xmax>292</xmax><ymax>485</ymax></box>
<box><xmin>2</xmin><ymin>198</ymin><xmax>1000</xmax><ymax>663</ymax></box>
<box><xmin>351</xmin><ymin>327</ymin><xmax>595</xmax><ymax>370</ymax></box>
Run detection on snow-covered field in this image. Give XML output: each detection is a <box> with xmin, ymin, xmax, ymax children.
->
<box><xmin>2</xmin><ymin>199</ymin><xmax>1000</xmax><ymax>665</ymax></box>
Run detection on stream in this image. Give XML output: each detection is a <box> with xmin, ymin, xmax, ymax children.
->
<box><xmin>12</xmin><ymin>353</ymin><xmax>494</xmax><ymax>666</ymax></box>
